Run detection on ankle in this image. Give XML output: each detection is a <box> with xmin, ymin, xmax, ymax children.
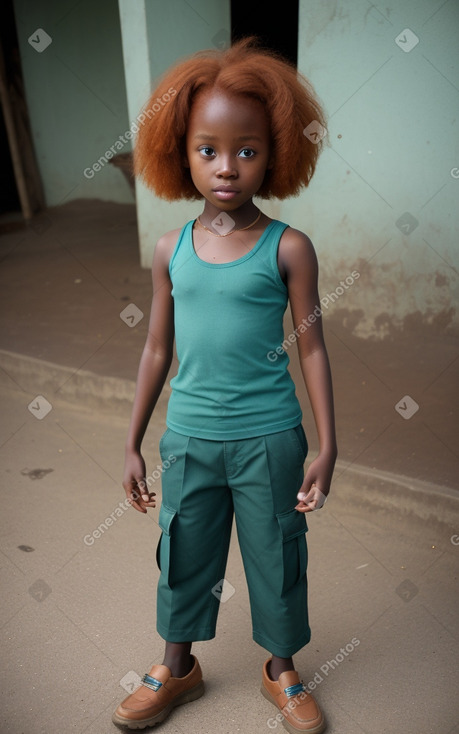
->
<box><xmin>269</xmin><ymin>656</ymin><xmax>295</xmax><ymax>681</ymax></box>
<box><xmin>162</xmin><ymin>644</ymin><xmax>194</xmax><ymax>679</ymax></box>
<box><xmin>168</xmin><ymin>655</ymin><xmax>194</xmax><ymax>678</ymax></box>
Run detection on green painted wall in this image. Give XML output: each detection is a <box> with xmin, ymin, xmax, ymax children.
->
<box><xmin>279</xmin><ymin>0</ymin><xmax>459</xmax><ymax>338</ymax></box>
<box><xmin>13</xmin><ymin>0</ymin><xmax>133</xmax><ymax>206</ymax></box>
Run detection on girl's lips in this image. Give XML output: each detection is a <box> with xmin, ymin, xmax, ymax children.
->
<box><xmin>213</xmin><ymin>189</ymin><xmax>239</xmax><ymax>200</ymax></box>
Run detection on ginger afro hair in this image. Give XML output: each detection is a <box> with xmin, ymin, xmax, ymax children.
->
<box><xmin>134</xmin><ymin>37</ymin><xmax>327</xmax><ymax>200</ymax></box>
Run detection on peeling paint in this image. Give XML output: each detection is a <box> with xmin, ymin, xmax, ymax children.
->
<box><xmin>318</xmin><ymin>256</ymin><xmax>458</xmax><ymax>340</ymax></box>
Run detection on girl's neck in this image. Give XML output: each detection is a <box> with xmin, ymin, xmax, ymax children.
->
<box><xmin>198</xmin><ymin>200</ymin><xmax>260</xmax><ymax>231</ymax></box>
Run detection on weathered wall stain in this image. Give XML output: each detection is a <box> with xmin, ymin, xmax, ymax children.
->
<box><xmin>316</xmin><ymin>255</ymin><xmax>457</xmax><ymax>340</ymax></box>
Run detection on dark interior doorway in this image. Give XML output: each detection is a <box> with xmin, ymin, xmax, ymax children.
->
<box><xmin>231</xmin><ymin>0</ymin><xmax>299</xmax><ymax>67</ymax></box>
<box><xmin>0</xmin><ymin>0</ymin><xmax>44</xmax><ymax>226</ymax></box>
<box><xmin>0</xmin><ymin>0</ymin><xmax>21</xmax><ymax>218</ymax></box>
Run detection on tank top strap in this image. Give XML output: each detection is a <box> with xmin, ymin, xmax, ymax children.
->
<box><xmin>254</xmin><ymin>220</ymin><xmax>289</xmax><ymax>286</ymax></box>
<box><xmin>169</xmin><ymin>220</ymin><xmax>194</xmax><ymax>275</ymax></box>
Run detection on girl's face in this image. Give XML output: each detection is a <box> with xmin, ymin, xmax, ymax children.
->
<box><xmin>185</xmin><ymin>88</ymin><xmax>272</xmax><ymax>210</ymax></box>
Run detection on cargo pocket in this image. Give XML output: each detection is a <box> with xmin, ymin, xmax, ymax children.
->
<box><xmin>277</xmin><ymin>509</ymin><xmax>308</xmax><ymax>595</ymax></box>
<box><xmin>156</xmin><ymin>504</ymin><xmax>177</xmax><ymax>588</ymax></box>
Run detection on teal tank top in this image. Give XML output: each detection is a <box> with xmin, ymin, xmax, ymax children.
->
<box><xmin>166</xmin><ymin>219</ymin><xmax>303</xmax><ymax>440</ymax></box>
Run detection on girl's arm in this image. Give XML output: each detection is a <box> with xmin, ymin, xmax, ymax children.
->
<box><xmin>122</xmin><ymin>231</ymin><xmax>177</xmax><ymax>514</ymax></box>
<box><xmin>279</xmin><ymin>228</ymin><xmax>337</xmax><ymax>513</ymax></box>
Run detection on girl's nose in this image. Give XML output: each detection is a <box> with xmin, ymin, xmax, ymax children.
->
<box><xmin>216</xmin><ymin>157</ymin><xmax>237</xmax><ymax>177</ymax></box>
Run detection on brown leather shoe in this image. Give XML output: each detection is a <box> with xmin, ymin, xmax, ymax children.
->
<box><xmin>261</xmin><ymin>659</ymin><xmax>325</xmax><ymax>734</ymax></box>
<box><xmin>112</xmin><ymin>655</ymin><xmax>204</xmax><ymax>729</ymax></box>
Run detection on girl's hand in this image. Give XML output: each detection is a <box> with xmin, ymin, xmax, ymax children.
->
<box><xmin>123</xmin><ymin>449</ymin><xmax>156</xmax><ymax>514</ymax></box>
<box><xmin>295</xmin><ymin>452</ymin><xmax>336</xmax><ymax>513</ymax></box>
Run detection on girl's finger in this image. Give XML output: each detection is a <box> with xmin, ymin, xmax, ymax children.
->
<box><xmin>296</xmin><ymin>484</ymin><xmax>327</xmax><ymax>510</ymax></box>
<box><xmin>127</xmin><ymin>482</ymin><xmax>146</xmax><ymax>512</ymax></box>
<box><xmin>307</xmin><ymin>485</ymin><xmax>327</xmax><ymax>510</ymax></box>
<box><xmin>128</xmin><ymin>495</ymin><xmax>147</xmax><ymax>513</ymax></box>
<box><xmin>140</xmin><ymin>493</ymin><xmax>156</xmax><ymax>506</ymax></box>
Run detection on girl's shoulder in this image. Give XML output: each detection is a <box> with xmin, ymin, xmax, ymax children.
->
<box><xmin>156</xmin><ymin>225</ymin><xmax>185</xmax><ymax>253</ymax></box>
<box><xmin>153</xmin><ymin>223</ymin><xmax>189</xmax><ymax>270</ymax></box>
<box><xmin>278</xmin><ymin>225</ymin><xmax>316</xmax><ymax>262</ymax></box>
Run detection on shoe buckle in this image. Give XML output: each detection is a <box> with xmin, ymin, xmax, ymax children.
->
<box><xmin>284</xmin><ymin>683</ymin><xmax>305</xmax><ymax>698</ymax></box>
<box><xmin>141</xmin><ymin>674</ymin><xmax>163</xmax><ymax>692</ymax></box>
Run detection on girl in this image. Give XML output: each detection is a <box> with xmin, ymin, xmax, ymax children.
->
<box><xmin>113</xmin><ymin>37</ymin><xmax>336</xmax><ymax>734</ymax></box>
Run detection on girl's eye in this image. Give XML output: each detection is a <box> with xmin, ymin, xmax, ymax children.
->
<box><xmin>199</xmin><ymin>147</ymin><xmax>215</xmax><ymax>157</ymax></box>
<box><xmin>238</xmin><ymin>148</ymin><xmax>255</xmax><ymax>158</ymax></box>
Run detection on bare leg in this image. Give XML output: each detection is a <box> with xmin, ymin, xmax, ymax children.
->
<box><xmin>269</xmin><ymin>655</ymin><xmax>295</xmax><ymax>680</ymax></box>
<box><xmin>162</xmin><ymin>641</ymin><xmax>194</xmax><ymax>678</ymax></box>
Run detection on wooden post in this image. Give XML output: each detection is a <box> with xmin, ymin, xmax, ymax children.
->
<box><xmin>0</xmin><ymin>40</ymin><xmax>45</xmax><ymax>219</ymax></box>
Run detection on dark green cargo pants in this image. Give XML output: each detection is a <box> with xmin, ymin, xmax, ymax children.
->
<box><xmin>156</xmin><ymin>424</ymin><xmax>310</xmax><ymax>657</ymax></box>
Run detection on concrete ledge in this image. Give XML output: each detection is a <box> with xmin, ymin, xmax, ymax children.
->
<box><xmin>332</xmin><ymin>460</ymin><xmax>459</xmax><ymax>536</ymax></box>
<box><xmin>0</xmin><ymin>348</ymin><xmax>170</xmax><ymax>415</ymax></box>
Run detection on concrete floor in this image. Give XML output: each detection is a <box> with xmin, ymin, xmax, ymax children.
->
<box><xmin>0</xmin><ymin>200</ymin><xmax>458</xmax><ymax>734</ymax></box>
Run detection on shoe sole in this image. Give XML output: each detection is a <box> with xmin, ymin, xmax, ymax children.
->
<box><xmin>112</xmin><ymin>680</ymin><xmax>205</xmax><ymax>729</ymax></box>
<box><xmin>260</xmin><ymin>684</ymin><xmax>326</xmax><ymax>734</ymax></box>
